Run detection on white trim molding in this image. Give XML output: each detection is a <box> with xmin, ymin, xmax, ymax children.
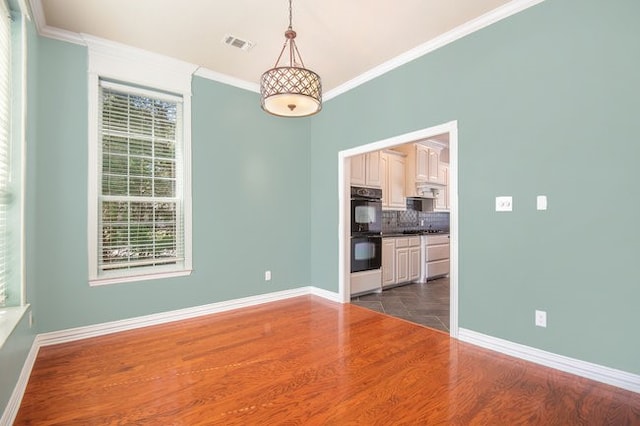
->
<box><xmin>28</xmin><ymin>0</ymin><xmax>545</xmax><ymax>100</ymax></box>
<box><xmin>337</xmin><ymin>121</ymin><xmax>459</xmax><ymax>338</ymax></box>
<box><xmin>37</xmin><ymin>286</ymin><xmax>339</xmax><ymax>347</ymax></box>
<box><xmin>0</xmin><ymin>335</ymin><xmax>39</xmax><ymax>426</ymax></box>
<box><xmin>1</xmin><ymin>286</ymin><xmax>340</xmax><ymax>424</ymax></box>
<box><xmin>193</xmin><ymin>67</ymin><xmax>259</xmax><ymax>93</ymax></box>
<box><xmin>459</xmin><ymin>328</ymin><xmax>640</xmax><ymax>394</ymax></box>
<box><xmin>323</xmin><ymin>0</ymin><xmax>546</xmax><ymax>101</ymax></box>
<box><xmin>85</xmin><ymin>34</ymin><xmax>197</xmax><ymax>95</ymax></box>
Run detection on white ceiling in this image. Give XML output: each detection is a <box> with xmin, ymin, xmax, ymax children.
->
<box><xmin>34</xmin><ymin>0</ymin><xmax>520</xmax><ymax>95</ymax></box>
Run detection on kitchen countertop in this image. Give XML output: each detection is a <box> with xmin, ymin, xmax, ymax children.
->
<box><xmin>382</xmin><ymin>231</ymin><xmax>449</xmax><ymax>237</ymax></box>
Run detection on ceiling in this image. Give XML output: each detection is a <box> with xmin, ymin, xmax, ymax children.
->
<box><xmin>34</xmin><ymin>0</ymin><xmax>516</xmax><ymax>96</ymax></box>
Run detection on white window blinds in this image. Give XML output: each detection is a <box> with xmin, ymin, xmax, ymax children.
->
<box><xmin>0</xmin><ymin>0</ymin><xmax>11</xmax><ymax>306</ymax></box>
<box><xmin>98</xmin><ymin>80</ymin><xmax>185</xmax><ymax>276</ymax></box>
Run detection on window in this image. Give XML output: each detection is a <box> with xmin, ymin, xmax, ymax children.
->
<box><xmin>90</xmin><ymin>80</ymin><xmax>191</xmax><ymax>284</ymax></box>
<box><xmin>0</xmin><ymin>0</ymin><xmax>11</xmax><ymax>306</ymax></box>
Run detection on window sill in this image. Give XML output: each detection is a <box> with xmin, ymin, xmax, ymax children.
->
<box><xmin>0</xmin><ymin>304</ymin><xmax>30</xmax><ymax>350</ymax></box>
<box><xmin>89</xmin><ymin>269</ymin><xmax>192</xmax><ymax>287</ymax></box>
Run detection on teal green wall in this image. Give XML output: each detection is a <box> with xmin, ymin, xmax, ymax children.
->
<box><xmin>311</xmin><ymin>0</ymin><xmax>640</xmax><ymax>374</ymax></box>
<box><xmin>30</xmin><ymin>39</ymin><xmax>310</xmax><ymax>332</ymax></box>
<box><xmin>4</xmin><ymin>3</ymin><xmax>639</xmax><ymax>416</ymax></box>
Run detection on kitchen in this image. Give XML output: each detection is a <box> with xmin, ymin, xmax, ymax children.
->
<box><xmin>349</xmin><ymin>134</ymin><xmax>451</xmax><ymax>332</ymax></box>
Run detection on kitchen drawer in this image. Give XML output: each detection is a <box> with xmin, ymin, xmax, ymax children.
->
<box><xmin>427</xmin><ymin>259</ymin><xmax>449</xmax><ymax>279</ymax></box>
<box><xmin>408</xmin><ymin>236</ymin><xmax>420</xmax><ymax>247</ymax></box>
<box><xmin>395</xmin><ymin>237</ymin><xmax>409</xmax><ymax>248</ymax></box>
<box><xmin>427</xmin><ymin>244</ymin><xmax>449</xmax><ymax>261</ymax></box>
<box><xmin>351</xmin><ymin>270</ymin><xmax>382</xmax><ymax>295</ymax></box>
<box><xmin>427</xmin><ymin>234</ymin><xmax>449</xmax><ymax>245</ymax></box>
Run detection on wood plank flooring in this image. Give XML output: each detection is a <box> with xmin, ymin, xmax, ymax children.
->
<box><xmin>15</xmin><ymin>296</ymin><xmax>640</xmax><ymax>425</ymax></box>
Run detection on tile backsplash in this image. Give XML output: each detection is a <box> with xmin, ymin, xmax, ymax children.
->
<box><xmin>382</xmin><ymin>208</ymin><xmax>449</xmax><ymax>233</ymax></box>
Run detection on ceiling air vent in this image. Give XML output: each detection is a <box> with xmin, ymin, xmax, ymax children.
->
<box><xmin>222</xmin><ymin>34</ymin><xmax>255</xmax><ymax>51</ymax></box>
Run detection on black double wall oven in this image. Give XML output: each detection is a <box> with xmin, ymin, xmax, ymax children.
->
<box><xmin>350</xmin><ymin>186</ymin><xmax>382</xmax><ymax>273</ymax></box>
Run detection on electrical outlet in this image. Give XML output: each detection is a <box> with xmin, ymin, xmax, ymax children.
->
<box><xmin>29</xmin><ymin>311</ymin><xmax>33</xmax><ymax>328</ymax></box>
<box><xmin>495</xmin><ymin>196</ymin><xmax>513</xmax><ymax>212</ymax></box>
<box><xmin>264</xmin><ymin>270</ymin><xmax>271</xmax><ymax>281</ymax></box>
<box><xmin>535</xmin><ymin>310</ymin><xmax>547</xmax><ymax>328</ymax></box>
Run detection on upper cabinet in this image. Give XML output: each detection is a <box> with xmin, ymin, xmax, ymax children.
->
<box><xmin>397</xmin><ymin>141</ymin><xmax>447</xmax><ymax>198</ymax></box>
<box><xmin>381</xmin><ymin>150</ymin><xmax>406</xmax><ymax>210</ymax></box>
<box><xmin>350</xmin><ymin>151</ymin><xmax>381</xmax><ymax>188</ymax></box>
<box><xmin>435</xmin><ymin>162</ymin><xmax>450</xmax><ymax>211</ymax></box>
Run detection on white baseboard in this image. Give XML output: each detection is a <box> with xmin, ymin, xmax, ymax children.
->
<box><xmin>38</xmin><ymin>286</ymin><xmax>338</xmax><ymax>347</ymax></box>
<box><xmin>0</xmin><ymin>337</ymin><xmax>40</xmax><ymax>426</ymax></box>
<box><xmin>308</xmin><ymin>286</ymin><xmax>342</xmax><ymax>303</ymax></box>
<box><xmin>458</xmin><ymin>328</ymin><xmax>640</xmax><ymax>394</ymax></box>
<box><xmin>1</xmin><ymin>286</ymin><xmax>339</xmax><ymax>424</ymax></box>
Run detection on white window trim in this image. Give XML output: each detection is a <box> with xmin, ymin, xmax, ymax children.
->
<box><xmin>87</xmin><ymin>36</ymin><xmax>196</xmax><ymax>286</ymax></box>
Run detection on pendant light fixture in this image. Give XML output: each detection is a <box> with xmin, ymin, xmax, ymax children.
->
<box><xmin>260</xmin><ymin>0</ymin><xmax>322</xmax><ymax>117</ymax></box>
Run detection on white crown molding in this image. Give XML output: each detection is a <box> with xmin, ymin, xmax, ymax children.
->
<box><xmin>323</xmin><ymin>0</ymin><xmax>546</xmax><ymax>101</ymax></box>
<box><xmin>193</xmin><ymin>67</ymin><xmax>260</xmax><ymax>93</ymax></box>
<box><xmin>29</xmin><ymin>0</ymin><xmax>545</xmax><ymax>100</ymax></box>
<box><xmin>459</xmin><ymin>328</ymin><xmax>640</xmax><ymax>394</ymax></box>
<box><xmin>28</xmin><ymin>0</ymin><xmax>84</xmax><ymax>45</ymax></box>
<box><xmin>84</xmin><ymin>34</ymin><xmax>197</xmax><ymax>95</ymax></box>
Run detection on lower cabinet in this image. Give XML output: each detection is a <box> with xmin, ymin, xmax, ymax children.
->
<box><xmin>382</xmin><ymin>236</ymin><xmax>421</xmax><ymax>288</ymax></box>
<box><xmin>381</xmin><ymin>239</ymin><xmax>396</xmax><ymax>287</ymax></box>
<box><xmin>425</xmin><ymin>234</ymin><xmax>450</xmax><ymax>280</ymax></box>
<box><xmin>409</xmin><ymin>246</ymin><xmax>421</xmax><ymax>282</ymax></box>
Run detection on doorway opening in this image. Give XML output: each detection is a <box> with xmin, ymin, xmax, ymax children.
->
<box><xmin>337</xmin><ymin>121</ymin><xmax>459</xmax><ymax>337</ymax></box>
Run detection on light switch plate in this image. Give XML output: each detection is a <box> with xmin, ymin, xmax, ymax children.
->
<box><xmin>537</xmin><ymin>195</ymin><xmax>547</xmax><ymax>210</ymax></box>
<box><xmin>495</xmin><ymin>196</ymin><xmax>513</xmax><ymax>212</ymax></box>
<box><xmin>535</xmin><ymin>310</ymin><xmax>547</xmax><ymax>327</ymax></box>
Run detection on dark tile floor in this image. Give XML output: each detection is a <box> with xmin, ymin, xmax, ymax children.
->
<box><xmin>351</xmin><ymin>277</ymin><xmax>450</xmax><ymax>333</ymax></box>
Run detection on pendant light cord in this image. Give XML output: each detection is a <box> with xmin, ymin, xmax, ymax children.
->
<box><xmin>288</xmin><ymin>0</ymin><xmax>293</xmax><ymax>30</ymax></box>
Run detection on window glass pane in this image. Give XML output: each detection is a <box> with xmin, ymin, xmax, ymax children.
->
<box><xmin>103</xmin><ymin>135</ymin><xmax>128</xmax><ymax>154</ymax></box>
<box><xmin>98</xmin><ymin>82</ymin><xmax>184</xmax><ymax>276</ymax></box>
<box><xmin>154</xmin><ymin>159</ymin><xmax>175</xmax><ymax>178</ymax></box>
<box><xmin>154</xmin><ymin>179</ymin><xmax>175</xmax><ymax>197</ymax></box>
<box><xmin>129</xmin><ymin>138</ymin><xmax>152</xmax><ymax>156</ymax></box>
<box><xmin>129</xmin><ymin>156</ymin><xmax>152</xmax><ymax>178</ymax></box>
<box><xmin>155</xmin><ymin>139</ymin><xmax>175</xmax><ymax>159</ymax></box>
<box><xmin>129</xmin><ymin>177</ymin><xmax>153</xmax><ymax>196</ymax></box>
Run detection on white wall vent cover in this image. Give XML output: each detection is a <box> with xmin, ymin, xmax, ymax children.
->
<box><xmin>222</xmin><ymin>34</ymin><xmax>255</xmax><ymax>51</ymax></box>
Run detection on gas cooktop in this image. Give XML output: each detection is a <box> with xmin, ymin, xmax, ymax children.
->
<box><xmin>401</xmin><ymin>229</ymin><xmax>447</xmax><ymax>234</ymax></box>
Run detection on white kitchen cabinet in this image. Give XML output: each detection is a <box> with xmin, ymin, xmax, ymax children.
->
<box><xmin>381</xmin><ymin>238</ymin><xmax>396</xmax><ymax>287</ymax></box>
<box><xmin>382</xmin><ymin>236</ymin><xmax>420</xmax><ymax>288</ymax></box>
<box><xmin>409</xmin><ymin>246</ymin><xmax>421</xmax><ymax>282</ymax></box>
<box><xmin>395</xmin><ymin>247</ymin><xmax>409</xmax><ymax>284</ymax></box>
<box><xmin>350</xmin><ymin>154</ymin><xmax>366</xmax><ymax>186</ymax></box>
<box><xmin>350</xmin><ymin>151</ymin><xmax>381</xmax><ymax>188</ymax></box>
<box><xmin>435</xmin><ymin>163</ymin><xmax>450</xmax><ymax>211</ymax></box>
<box><xmin>427</xmin><ymin>145</ymin><xmax>443</xmax><ymax>184</ymax></box>
<box><xmin>380</xmin><ymin>150</ymin><xmax>406</xmax><ymax>210</ymax></box>
<box><xmin>415</xmin><ymin>144</ymin><xmax>429</xmax><ymax>181</ymax></box>
<box><xmin>425</xmin><ymin>234</ymin><xmax>450</xmax><ymax>280</ymax></box>
<box><xmin>397</xmin><ymin>142</ymin><xmax>446</xmax><ymax>198</ymax></box>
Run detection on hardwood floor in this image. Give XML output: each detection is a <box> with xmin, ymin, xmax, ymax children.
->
<box><xmin>15</xmin><ymin>296</ymin><xmax>640</xmax><ymax>425</ymax></box>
